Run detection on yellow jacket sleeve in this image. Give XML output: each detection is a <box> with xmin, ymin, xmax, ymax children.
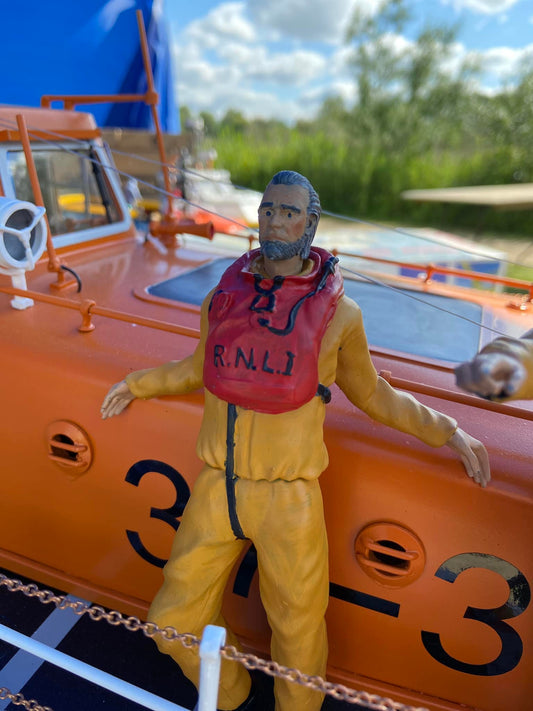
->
<box><xmin>125</xmin><ymin>291</ymin><xmax>211</xmax><ymax>399</ymax></box>
<box><xmin>334</xmin><ymin>297</ymin><xmax>457</xmax><ymax>448</ymax></box>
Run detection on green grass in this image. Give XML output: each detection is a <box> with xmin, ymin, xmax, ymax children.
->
<box><xmin>213</xmin><ymin>131</ymin><xmax>533</xmax><ymax>237</ymax></box>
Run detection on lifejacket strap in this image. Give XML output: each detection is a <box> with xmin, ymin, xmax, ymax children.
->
<box><xmin>316</xmin><ymin>383</ymin><xmax>332</xmax><ymax>404</ymax></box>
<box><xmin>224</xmin><ymin>403</ymin><xmax>247</xmax><ymax>540</ymax></box>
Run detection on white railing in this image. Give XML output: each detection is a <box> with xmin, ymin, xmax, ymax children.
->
<box><xmin>0</xmin><ymin>621</ymin><xmax>226</xmax><ymax>711</ymax></box>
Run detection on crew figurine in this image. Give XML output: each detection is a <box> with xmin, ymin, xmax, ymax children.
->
<box><xmin>102</xmin><ymin>170</ymin><xmax>490</xmax><ymax>711</ymax></box>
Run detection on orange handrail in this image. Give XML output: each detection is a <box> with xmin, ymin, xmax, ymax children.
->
<box><xmin>1</xmin><ymin>283</ymin><xmax>532</xmax><ymax>421</ymax></box>
<box><xmin>0</xmin><ymin>284</ymin><xmax>200</xmax><ymax>339</ymax></box>
<box><xmin>40</xmin><ymin>94</ymin><xmax>149</xmax><ymax>109</ymax></box>
<box><xmin>388</xmin><ymin>375</ymin><xmax>533</xmax><ymax>420</ymax></box>
<box><xmin>331</xmin><ymin>248</ymin><xmax>533</xmax><ymax>299</ymax></box>
<box><xmin>38</xmin><ymin>16</ymin><xmax>158</xmax><ymax>116</ymax></box>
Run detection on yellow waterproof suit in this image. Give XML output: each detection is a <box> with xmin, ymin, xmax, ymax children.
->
<box><xmin>126</xmin><ymin>255</ymin><xmax>457</xmax><ymax>711</ymax></box>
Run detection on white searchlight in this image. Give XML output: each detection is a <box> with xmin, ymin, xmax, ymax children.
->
<box><xmin>0</xmin><ymin>197</ymin><xmax>47</xmax><ymax>309</ymax></box>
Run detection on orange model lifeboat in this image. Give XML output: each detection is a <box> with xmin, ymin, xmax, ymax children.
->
<box><xmin>0</xmin><ymin>42</ymin><xmax>531</xmax><ymax>711</ymax></box>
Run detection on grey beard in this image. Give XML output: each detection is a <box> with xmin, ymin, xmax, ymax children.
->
<box><xmin>260</xmin><ymin>232</ymin><xmax>311</xmax><ymax>261</ymax></box>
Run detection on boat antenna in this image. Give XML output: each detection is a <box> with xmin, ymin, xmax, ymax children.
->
<box><xmin>135</xmin><ymin>9</ymin><xmax>173</xmax><ymax>219</ymax></box>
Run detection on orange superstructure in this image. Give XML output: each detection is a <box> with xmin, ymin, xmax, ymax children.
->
<box><xmin>0</xmin><ymin>105</ymin><xmax>100</xmax><ymax>142</ymax></box>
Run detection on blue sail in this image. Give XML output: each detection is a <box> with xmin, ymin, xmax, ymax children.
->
<box><xmin>1</xmin><ymin>0</ymin><xmax>179</xmax><ymax>132</ymax></box>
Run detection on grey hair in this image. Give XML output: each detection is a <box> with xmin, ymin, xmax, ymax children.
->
<box><xmin>268</xmin><ymin>170</ymin><xmax>321</xmax><ymax>221</ymax></box>
<box><xmin>266</xmin><ymin>170</ymin><xmax>321</xmax><ymax>258</ymax></box>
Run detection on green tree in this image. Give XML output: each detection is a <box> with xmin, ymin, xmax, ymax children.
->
<box><xmin>344</xmin><ymin>0</ymin><xmax>476</xmax><ymax>152</ymax></box>
<box><xmin>179</xmin><ymin>105</ymin><xmax>193</xmax><ymax>130</ymax></box>
<box><xmin>219</xmin><ymin>109</ymin><xmax>248</xmax><ymax>135</ymax></box>
<box><xmin>345</xmin><ymin>0</ymin><xmax>409</xmax><ymax>111</ymax></box>
<box><xmin>208</xmin><ymin>0</ymin><xmax>533</xmax><ymax>234</ymax></box>
<box><xmin>200</xmin><ymin>111</ymin><xmax>219</xmax><ymax>138</ymax></box>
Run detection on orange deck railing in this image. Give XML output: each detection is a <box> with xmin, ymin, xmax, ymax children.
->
<box><xmin>217</xmin><ymin>237</ymin><xmax>533</xmax><ymax>300</ymax></box>
<box><xmin>330</xmin><ymin>248</ymin><xmax>533</xmax><ymax>301</ymax></box>
<box><xmin>2</xmin><ymin>282</ymin><xmax>532</xmax><ymax>422</ymax></box>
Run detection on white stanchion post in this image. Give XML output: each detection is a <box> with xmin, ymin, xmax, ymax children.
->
<box><xmin>197</xmin><ymin>625</ymin><xmax>226</xmax><ymax>711</ymax></box>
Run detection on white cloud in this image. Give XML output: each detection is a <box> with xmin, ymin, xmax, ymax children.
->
<box><xmin>301</xmin><ymin>80</ymin><xmax>358</xmax><ymax>108</ymax></box>
<box><xmin>378</xmin><ymin>31</ymin><xmax>414</xmax><ymax>56</ymax></box>
<box><xmin>184</xmin><ymin>2</ymin><xmax>256</xmax><ymax>45</ymax></box>
<box><xmin>173</xmin><ymin>1</ymin><xmax>332</xmax><ymax>121</ymax></box>
<box><xmin>331</xmin><ymin>80</ymin><xmax>358</xmax><ymax>105</ymax></box>
<box><xmin>329</xmin><ymin>45</ymin><xmax>354</xmax><ymax>74</ymax></box>
<box><xmin>246</xmin><ymin>49</ymin><xmax>327</xmax><ymax>85</ymax></box>
<box><xmin>176</xmin><ymin>37</ymin><xmax>326</xmax><ymax>89</ymax></box>
<box><xmin>215</xmin><ymin>42</ymin><xmax>258</xmax><ymax>65</ymax></box>
<box><xmin>177</xmin><ymin>57</ymin><xmax>227</xmax><ymax>86</ymax></box>
<box><xmin>171</xmin><ymin>0</ymin><xmax>533</xmax><ymax>124</ymax></box>
<box><xmin>247</xmin><ymin>0</ymin><xmax>373</xmax><ymax>43</ymax></box>
<box><xmin>482</xmin><ymin>45</ymin><xmax>521</xmax><ymax>73</ymax></box>
<box><xmin>433</xmin><ymin>39</ymin><xmax>533</xmax><ymax>90</ymax></box>
<box><xmin>212</xmin><ymin>41</ymin><xmax>327</xmax><ymax>86</ymax></box>
<box><xmin>478</xmin><ymin>44</ymin><xmax>533</xmax><ymax>81</ymax></box>
<box><xmin>178</xmin><ymin>79</ymin><xmax>307</xmax><ymax>123</ymax></box>
<box><xmin>446</xmin><ymin>0</ymin><xmax>520</xmax><ymax>14</ymax></box>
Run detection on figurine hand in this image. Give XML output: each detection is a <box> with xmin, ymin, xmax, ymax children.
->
<box><xmin>101</xmin><ymin>380</ymin><xmax>136</xmax><ymax>419</ymax></box>
<box><xmin>455</xmin><ymin>353</ymin><xmax>526</xmax><ymax>400</ymax></box>
<box><xmin>445</xmin><ymin>427</ymin><xmax>490</xmax><ymax>488</ymax></box>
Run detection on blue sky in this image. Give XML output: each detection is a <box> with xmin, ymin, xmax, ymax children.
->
<box><xmin>163</xmin><ymin>0</ymin><xmax>533</xmax><ymax>123</ymax></box>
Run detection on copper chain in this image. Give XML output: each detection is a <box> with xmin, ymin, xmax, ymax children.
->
<box><xmin>0</xmin><ymin>573</ymin><xmax>427</xmax><ymax>711</ymax></box>
<box><xmin>219</xmin><ymin>647</ymin><xmax>426</xmax><ymax>710</ymax></box>
<box><xmin>0</xmin><ymin>687</ymin><xmax>52</xmax><ymax>711</ymax></box>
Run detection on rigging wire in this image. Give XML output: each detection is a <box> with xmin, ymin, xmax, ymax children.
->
<box><xmin>320</xmin><ymin>208</ymin><xmax>523</xmax><ymax>268</ymax></box>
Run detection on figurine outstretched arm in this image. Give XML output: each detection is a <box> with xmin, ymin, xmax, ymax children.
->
<box><xmin>455</xmin><ymin>329</ymin><xmax>533</xmax><ymax>401</ymax></box>
<box><xmin>101</xmin><ymin>290</ymin><xmax>211</xmax><ymax>419</ymax></box>
<box><xmin>334</xmin><ymin>297</ymin><xmax>490</xmax><ymax>487</ymax></box>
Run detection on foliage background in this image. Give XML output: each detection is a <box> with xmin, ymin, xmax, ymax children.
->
<box><xmin>180</xmin><ymin>0</ymin><xmax>533</xmax><ymax>238</ymax></box>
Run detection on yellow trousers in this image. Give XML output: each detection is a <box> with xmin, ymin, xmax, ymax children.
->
<box><xmin>148</xmin><ymin>466</ymin><xmax>329</xmax><ymax>711</ymax></box>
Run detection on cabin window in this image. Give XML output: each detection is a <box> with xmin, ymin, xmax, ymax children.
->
<box><xmin>7</xmin><ymin>148</ymin><xmax>121</xmax><ymax>236</ymax></box>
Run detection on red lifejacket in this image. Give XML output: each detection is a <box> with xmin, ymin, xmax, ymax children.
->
<box><xmin>203</xmin><ymin>247</ymin><xmax>344</xmax><ymax>414</ymax></box>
